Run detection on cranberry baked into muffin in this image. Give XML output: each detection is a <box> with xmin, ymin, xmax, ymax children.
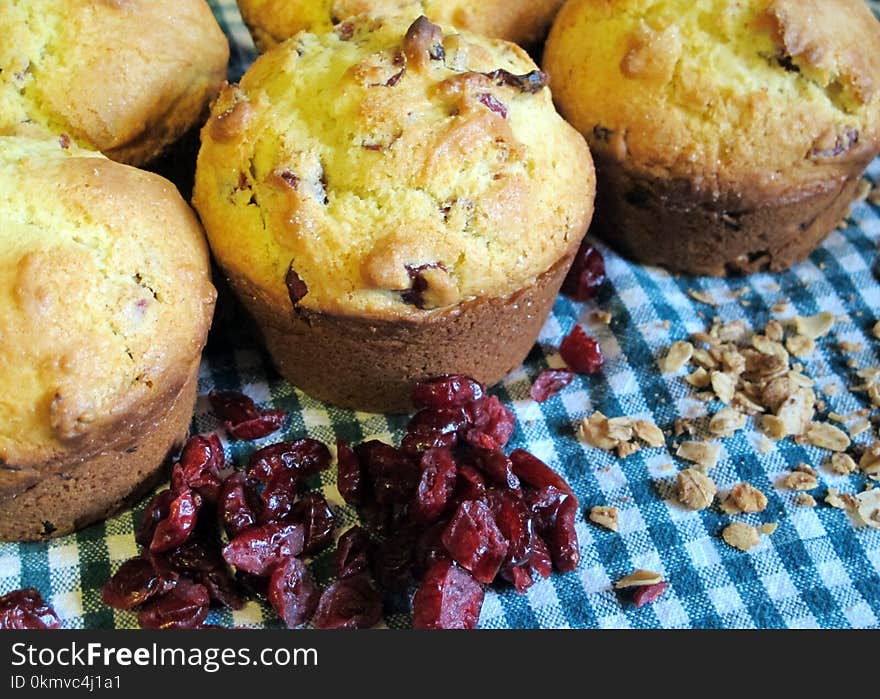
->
<box><xmin>237</xmin><ymin>0</ymin><xmax>565</xmax><ymax>51</ymax></box>
<box><xmin>194</xmin><ymin>15</ymin><xmax>594</xmax><ymax>412</ymax></box>
<box><xmin>0</xmin><ymin>137</ymin><xmax>216</xmax><ymax>541</ymax></box>
<box><xmin>544</xmin><ymin>0</ymin><xmax>880</xmax><ymax>276</ymax></box>
<box><xmin>0</xmin><ymin>0</ymin><xmax>229</xmax><ymax>166</ymax></box>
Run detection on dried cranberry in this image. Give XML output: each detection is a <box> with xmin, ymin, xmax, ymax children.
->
<box><xmin>561</xmin><ymin>241</ymin><xmax>606</xmax><ymax>301</ymax></box>
<box><xmin>102</xmin><ymin>558</ymin><xmax>173</xmax><ymax>611</ymax></box>
<box><xmin>222</xmin><ymin>523</ymin><xmax>305</xmax><ymax>576</ymax></box>
<box><xmin>441</xmin><ymin>500</ymin><xmax>509</xmax><ymax>584</ymax></box>
<box><xmin>467</xmin><ymin>396</ymin><xmax>515</xmax><ymax>447</ymax></box>
<box><xmin>504</xmin><ymin>564</ymin><xmax>534</xmax><ymax>593</ymax></box>
<box><xmin>150</xmin><ymin>489</ymin><xmax>200</xmax><ymax>554</ymax></box>
<box><xmin>412</xmin><ymin>448</ymin><xmax>458</xmax><ymax>523</ymax></box>
<box><xmin>529</xmin><ymin>535</ymin><xmax>553</xmax><ymax>579</ymax></box>
<box><xmin>559</xmin><ymin>326</ymin><xmax>604</xmax><ymax>375</ymax></box>
<box><xmin>510</xmin><ymin>450</ymin><xmax>576</xmax><ymax>500</ymax></box>
<box><xmin>414</xmin><ymin>522</ymin><xmax>449</xmax><ymax>574</ymax></box>
<box><xmin>550</xmin><ymin>496</ymin><xmax>580</xmax><ymax>573</ymax></box>
<box><xmin>483</xmin><ymin>68</ymin><xmax>548</xmax><ymax>94</ymax></box>
<box><xmin>412</xmin><ymin>375</ymin><xmax>485</xmax><ymax>409</ymax></box>
<box><xmin>219</xmin><ymin>472</ymin><xmax>259</xmax><ymax>539</ymax></box>
<box><xmin>336</xmin><ymin>439</ymin><xmax>366</xmax><ymax>506</ymax></box>
<box><xmin>208</xmin><ymin>390</ymin><xmax>286</xmax><ymax>441</ymax></box>
<box><xmin>469</xmin><ymin>448</ymin><xmax>520</xmax><ymax>491</ymax></box>
<box><xmin>356</xmin><ymin>441</ymin><xmax>419</xmax><ymax>505</ymax></box>
<box><xmin>373</xmin><ymin>528</ymin><xmax>417</xmax><ymax>591</ymax></box>
<box><xmin>525</xmin><ymin>486</ymin><xmax>566</xmax><ymax>535</ymax></box>
<box><xmin>259</xmin><ymin>470</ymin><xmax>299</xmax><ymax>523</ymax></box>
<box><xmin>400</xmin><ymin>429</ymin><xmax>458</xmax><ymax>456</ymax></box>
<box><xmin>199</xmin><ymin>565</ymin><xmax>245</xmax><ymax>611</ymax></box>
<box><xmin>289</xmin><ymin>493</ymin><xmax>335</xmax><ymax>555</ymax></box>
<box><xmin>247</xmin><ymin>439</ymin><xmax>331</xmax><ymax>482</ymax></box>
<box><xmin>487</xmin><ymin>490</ymin><xmax>534</xmax><ymax>567</ymax></box>
<box><xmin>171</xmin><ymin>434</ymin><xmax>224</xmax><ymax>503</ymax></box>
<box><xmin>335</xmin><ymin>526</ymin><xmax>371</xmax><ymax>579</ymax></box>
<box><xmin>136</xmin><ymin>489</ymin><xmax>175</xmax><ymax>548</ymax></box>
<box><xmin>313</xmin><ymin>574</ymin><xmax>383</xmax><ymax>630</ymax></box>
<box><xmin>634</xmin><ymin>581</ymin><xmax>669</xmax><ymax>608</ymax></box>
<box><xmin>137</xmin><ymin>579</ymin><xmax>209</xmax><ymax>630</ymax></box>
<box><xmin>412</xmin><ymin>559</ymin><xmax>484</xmax><ymax>630</ymax></box>
<box><xmin>166</xmin><ymin>537</ymin><xmax>223</xmax><ymax>574</ymax></box>
<box><xmin>478</xmin><ymin>93</ymin><xmax>508</xmax><ymax>118</ymax></box>
<box><xmin>530</xmin><ymin>369</ymin><xmax>575</xmax><ymax>403</ymax></box>
<box><xmin>407</xmin><ymin>407</ymin><xmax>470</xmax><ymax>440</ymax></box>
<box><xmin>0</xmin><ymin>588</ymin><xmax>61</xmax><ymax>629</ymax></box>
<box><xmin>286</xmin><ymin>263</ymin><xmax>309</xmax><ymax>306</ymax></box>
<box><xmin>454</xmin><ymin>464</ymin><xmax>487</xmax><ymax>502</ymax></box>
<box><xmin>268</xmin><ymin>557</ymin><xmax>319</xmax><ymax>628</ymax></box>
<box><xmin>462</xmin><ymin>429</ymin><xmax>497</xmax><ymax>451</ymax></box>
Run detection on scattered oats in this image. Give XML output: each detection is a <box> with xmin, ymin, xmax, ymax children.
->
<box><xmin>660</xmin><ymin>341</ymin><xmax>694</xmax><ymax>373</ymax></box>
<box><xmin>822</xmin><ymin>383</ymin><xmax>839</xmax><ymax>397</ymax></box>
<box><xmin>617</xmin><ymin>441</ymin><xmax>641</xmax><ymax>459</ymax></box>
<box><xmin>676</xmin><ymin>441</ymin><xmax>721</xmax><ymax>470</ymax></box>
<box><xmin>687</xmin><ymin>289</ymin><xmax>718</xmax><ymax>306</ymax></box>
<box><xmin>794</xmin><ymin>311</ymin><xmax>835</xmax><ymax>340</ymax></box>
<box><xmin>661</xmin><ymin>320</ymin><xmax>671</xmax><ymax>330</ymax></box>
<box><xmin>806</xmin><ymin>422</ymin><xmax>851</xmax><ymax>452</ymax></box>
<box><xmin>785</xmin><ymin>334</ymin><xmax>815</xmax><ymax>358</ymax></box>
<box><xmin>721</xmin><ymin>350</ymin><xmax>746</xmax><ymax>375</ymax></box>
<box><xmin>775</xmin><ymin>388</ymin><xmax>815</xmax><ymax>437</ymax></box>
<box><xmin>692</xmin><ymin>348</ymin><xmax>718</xmax><ymax>370</ymax></box>
<box><xmin>783</xmin><ymin>471</ymin><xmax>819</xmax><ymax>491</ymax></box>
<box><xmin>772</xmin><ymin>302</ymin><xmax>789</xmax><ymax>314</ymax></box>
<box><xmin>815</xmin><ymin>399</ymin><xmax>827</xmax><ymax>412</ymax></box>
<box><xmin>850</xmin><ymin>419</ymin><xmax>871</xmax><ymax>437</ymax></box>
<box><xmin>710</xmin><ymin>371</ymin><xmax>736</xmax><ymax>404</ymax></box>
<box><xmin>614</xmin><ymin>569</ymin><xmax>663</xmax><ymax>589</ymax></box>
<box><xmin>633</xmin><ymin>419</ymin><xmax>665</xmax><ymax>448</ymax></box>
<box><xmin>756</xmin><ymin>434</ymin><xmax>773</xmax><ymax>453</ymax></box>
<box><xmin>606</xmin><ymin>417</ymin><xmax>634</xmax><ymax>443</ymax></box>
<box><xmin>759</xmin><ymin>523</ymin><xmax>778</xmax><ymax>535</ymax></box>
<box><xmin>859</xmin><ymin>442</ymin><xmax>880</xmax><ymax>478</ymax></box>
<box><xmin>765</xmin><ymin>320</ymin><xmax>784</xmax><ymax>343</ymax></box>
<box><xmin>718</xmin><ymin>321</ymin><xmax>747</xmax><ymax>343</ymax></box>
<box><xmin>722</xmin><ymin>522</ymin><xmax>761</xmax><ymax>552</ymax></box>
<box><xmin>828</xmin><ymin>412</ymin><xmax>848</xmax><ymax>424</ymax></box>
<box><xmin>856</xmin><ymin>489</ymin><xmax>880</xmax><ymax>529</ymax></box>
<box><xmin>836</xmin><ymin>341</ymin><xmax>863</xmax><ymax>354</ymax></box>
<box><xmin>578</xmin><ymin>412</ymin><xmax>619</xmax><ymax>451</ymax></box>
<box><xmin>694</xmin><ymin>391</ymin><xmax>717</xmax><ymax>402</ymax></box>
<box><xmin>685</xmin><ymin>367</ymin><xmax>712</xmax><ymax>389</ymax></box>
<box><xmin>752</xmin><ymin>335</ymin><xmax>789</xmax><ymax>362</ymax></box>
<box><xmin>733</xmin><ymin>392</ymin><xmax>765</xmax><ymax>415</ymax></box>
<box><xmin>873</xmin><ymin>321</ymin><xmax>880</xmax><ymax>341</ymax></box>
<box><xmin>761</xmin><ymin>414</ymin><xmax>786</xmax><ymax>440</ymax></box>
<box><xmin>589</xmin><ymin>506</ymin><xmax>619</xmax><ymax>532</ymax></box>
<box><xmin>674</xmin><ymin>418</ymin><xmax>695</xmax><ymax>437</ymax></box>
<box><xmin>847</xmin><ymin>359</ymin><xmax>859</xmax><ymax>369</ymax></box>
<box><xmin>590</xmin><ymin>310</ymin><xmax>613</xmax><ymax>325</ymax></box>
<box><xmin>690</xmin><ymin>331</ymin><xmax>715</xmax><ymax>345</ymax></box>
<box><xmin>830</xmin><ymin>453</ymin><xmax>858</xmax><ymax>475</ymax></box>
<box><xmin>708</xmin><ymin>407</ymin><xmax>746</xmax><ymax>438</ymax></box>
<box><xmin>826</xmin><ymin>488</ymin><xmax>858</xmax><ymax>511</ymax></box>
<box><xmin>795</xmin><ymin>493</ymin><xmax>817</xmax><ymax>507</ymax></box>
<box><xmin>675</xmin><ymin>468</ymin><xmax>717</xmax><ymax>510</ymax></box>
<box><xmin>724</xmin><ymin>483</ymin><xmax>769</xmax><ymax>514</ymax></box>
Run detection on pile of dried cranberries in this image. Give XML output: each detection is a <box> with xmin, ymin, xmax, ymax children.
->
<box><xmin>101</xmin><ymin>377</ymin><xmax>581</xmax><ymax>630</ymax></box>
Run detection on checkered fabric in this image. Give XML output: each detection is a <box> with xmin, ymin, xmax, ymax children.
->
<box><xmin>3</xmin><ymin>0</ymin><xmax>880</xmax><ymax>630</ymax></box>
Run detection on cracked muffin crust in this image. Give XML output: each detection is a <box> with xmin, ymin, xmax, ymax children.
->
<box><xmin>0</xmin><ymin>0</ymin><xmax>229</xmax><ymax>166</ymax></box>
<box><xmin>194</xmin><ymin>15</ymin><xmax>593</xmax><ymax>412</ymax></box>
<box><xmin>237</xmin><ymin>0</ymin><xmax>565</xmax><ymax>52</ymax></box>
<box><xmin>0</xmin><ymin>137</ymin><xmax>216</xmax><ymax>540</ymax></box>
<box><xmin>544</xmin><ymin>0</ymin><xmax>880</xmax><ymax>276</ymax></box>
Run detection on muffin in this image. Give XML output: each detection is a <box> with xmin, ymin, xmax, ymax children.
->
<box><xmin>0</xmin><ymin>136</ymin><xmax>216</xmax><ymax>541</ymax></box>
<box><xmin>194</xmin><ymin>15</ymin><xmax>593</xmax><ymax>412</ymax></box>
<box><xmin>544</xmin><ymin>0</ymin><xmax>880</xmax><ymax>276</ymax></box>
<box><xmin>237</xmin><ymin>0</ymin><xmax>565</xmax><ymax>51</ymax></box>
<box><xmin>0</xmin><ymin>0</ymin><xmax>229</xmax><ymax>166</ymax></box>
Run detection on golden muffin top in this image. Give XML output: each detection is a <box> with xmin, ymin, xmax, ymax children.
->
<box><xmin>0</xmin><ymin>137</ymin><xmax>216</xmax><ymax>478</ymax></box>
<box><xmin>544</xmin><ymin>0</ymin><xmax>880</xmax><ymax>201</ymax></box>
<box><xmin>0</xmin><ymin>0</ymin><xmax>229</xmax><ymax>165</ymax></box>
<box><xmin>238</xmin><ymin>0</ymin><xmax>565</xmax><ymax>50</ymax></box>
<box><xmin>194</xmin><ymin>15</ymin><xmax>593</xmax><ymax>319</ymax></box>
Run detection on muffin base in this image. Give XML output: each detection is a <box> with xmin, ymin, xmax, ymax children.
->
<box><xmin>0</xmin><ymin>366</ymin><xmax>199</xmax><ymax>542</ymax></box>
<box><xmin>591</xmin><ymin>155</ymin><xmax>867</xmax><ymax>276</ymax></box>
<box><xmin>236</xmin><ymin>252</ymin><xmax>577</xmax><ymax>413</ymax></box>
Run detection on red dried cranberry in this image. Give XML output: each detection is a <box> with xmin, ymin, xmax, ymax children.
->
<box><xmin>510</xmin><ymin>450</ymin><xmax>576</xmax><ymax>500</ymax></box>
<box><xmin>462</xmin><ymin>428</ymin><xmax>497</xmax><ymax>450</ymax></box>
<box><xmin>525</xmin><ymin>486</ymin><xmax>566</xmax><ymax>535</ymax></box>
<box><xmin>559</xmin><ymin>326</ymin><xmax>604</xmax><ymax>375</ymax></box>
<box><xmin>171</xmin><ymin>434</ymin><xmax>225</xmax><ymax>503</ymax></box>
<box><xmin>335</xmin><ymin>526</ymin><xmax>371</xmax><ymax>579</ymax></box>
<box><xmin>289</xmin><ymin>493</ymin><xmax>335</xmax><ymax>555</ymax></box>
<box><xmin>441</xmin><ymin>500</ymin><xmax>509</xmax><ymax>584</ymax></box>
<box><xmin>414</xmin><ymin>522</ymin><xmax>449</xmax><ymax>574</ymax></box>
<box><xmin>529</xmin><ymin>535</ymin><xmax>553</xmax><ymax>579</ymax></box>
<box><xmin>166</xmin><ymin>537</ymin><xmax>223</xmax><ymax>574</ymax></box>
<box><xmin>407</xmin><ymin>407</ymin><xmax>470</xmax><ymax>439</ymax></box>
<box><xmin>487</xmin><ymin>490</ymin><xmax>534</xmax><ymax>567</ymax></box>
<box><xmin>634</xmin><ymin>581</ymin><xmax>669</xmax><ymax>608</ymax></box>
<box><xmin>0</xmin><ymin>588</ymin><xmax>61</xmax><ymax>629</ymax></box>
<box><xmin>373</xmin><ymin>528</ymin><xmax>417</xmax><ymax>591</ymax></box>
<box><xmin>137</xmin><ymin>579</ymin><xmax>209</xmax><ymax>630</ymax></box>
<box><xmin>401</xmin><ymin>429</ymin><xmax>458</xmax><ymax>456</ymax></box>
<box><xmin>268</xmin><ymin>557</ymin><xmax>319</xmax><ymax>628</ymax></box>
<box><xmin>199</xmin><ymin>565</ymin><xmax>245</xmax><ymax>611</ymax></box>
<box><xmin>454</xmin><ymin>464</ymin><xmax>487</xmax><ymax>502</ymax></box>
<box><xmin>136</xmin><ymin>489</ymin><xmax>175</xmax><ymax>548</ymax></box>
<box><xmin>506</xmin><ymin>564</ymin><xmax>534</xmax><ymax>593</ymax></box>
<box><xmin>219</xmin><ymin>472</ymin><xmax>260</xmax><ymax>539</ymax></box>
<box><xmin>550</xmin><ymin>496</ymin><xmax>580</xmax><ymax>573</ymax></box>
<box><xmin>356</xmin><ymin>441</ymin><xmax>419</xmax><ymax>505</ymax></box>
<box><xmin>336</xmin><ymin>439</ymin><xmax>366</xmax><ymax>506</ymax></box>
<box><xmin>412</xmin><ymin>559</ymin><xmax>484</xmax><ymax>630</ymax></box>
<box><xmin>412</xmin><ymin>375</ymin><xmax>485</xmax><ymax>409</ymax></box>
<box><xmin>478</xmin><ymin>93</ymin><xmax>508</xmax><ymax>118</ymax></box>
<box><xmin>286</xmin><ymin>263</ymin><xmax>309</xmax><ymax>306</ymax></box>
<box><xmin>467</xmin><ymin>396</ymin><xmax>515</xmax><ymax>447</ymax></box>
<box><xmin>259</xmin><ymin>470</ymin><xmax>299</xmax><ymax>523</ymax></box>
<box><xmin>530</xmin><ymin>369</ymin><xmax>575</xmax><ymax>403</ymax></box>
<box><xmin>102</xmin><ymin>558</ymin><xmax>174</xmax><ymax>611</ymax></box>
<box><xmin>208</xmin><ymin>390</ymin><xmax>286</xmax><ymax>441</ymax></box>
<box><xmin>469</xmin><ymin>448</ymin><xmax>520</xmax><ymax>491</ymax></box>
<box><xmin>412</xmin><ymin>448</ymin><xmax>458</xmax><ymax>524</ymax></box>
<box><xmin>312</xmin><ymin>574</ymin><xmax>383</xmax><ymax>630</ymax></box>
<box><xmin>150</xmin><ymin>489</ymin><xmax>200</xmax><ymax>554</ymax></box>
<box><xmin>247</xmin><ymin>439</ymin><xmax>331</xmax><ymax>482</ymax></box>
<box><xmin>222</xmin><ymin>523</ymin><xmax>305</xmax><ymax>576</ymax></box>
<box><xmin>561</xmin><ymin>241</ymin><xmax>606</xmax><ymax>301</ymax></box>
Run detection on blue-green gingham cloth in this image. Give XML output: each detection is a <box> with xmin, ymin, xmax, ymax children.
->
<box><xmin>3</xmin><ymin>1</ymin><xmax>880</xmax><ymax>630</ymax></box>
